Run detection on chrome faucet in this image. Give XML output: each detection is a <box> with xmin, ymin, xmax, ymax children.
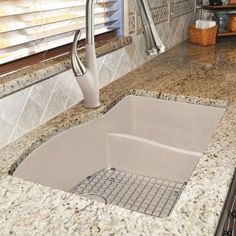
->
<box><xmin>71</xmin><ymin>0</ymin><xmax>100</xmax><ymax>108</ymax></box>
<box><xmin>71</xmin><ymin>0</ymin><xmax>165</xmax><ymax>108</ymax></box>
<box><xmin>137</xmin><ymin>0</ymin><xmax>165</xmax><ymax>55</ymax></box>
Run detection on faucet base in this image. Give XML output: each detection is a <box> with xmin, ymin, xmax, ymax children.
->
<box><xmin>83</xmin><ymin>99</ymin><xmax>101</xmax><ymax>109</ymax></box>
<box><xmin>83</xmin><ymin>102</ymin><xmax>101</xmax><ymax>109</ymax></box>
<box><xmin>76</xmin><ymin>70</ymin><xmax>100</xmax><ymax>109</ymax></box>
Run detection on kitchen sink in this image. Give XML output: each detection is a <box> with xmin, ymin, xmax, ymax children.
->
<box><xmin>14</xmin><ymin>95</ymin><xmax>225</xmax><ymax>217</ymax></box>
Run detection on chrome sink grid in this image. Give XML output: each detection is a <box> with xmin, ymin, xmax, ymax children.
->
<box><xmin>70</xmin><ymin>168</ymin><xmax>186</xmax><ymax>218</ymax></box>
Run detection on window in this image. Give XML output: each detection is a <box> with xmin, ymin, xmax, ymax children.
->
<box><xmin>0</xmin><ymin>0</ymin><xmax>123</xmax><ymax>65</ymax></box>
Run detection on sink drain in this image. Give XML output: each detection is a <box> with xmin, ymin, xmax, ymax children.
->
<box><xmin>70</xmin><ymin>168</ymin><xmax>186</xmax><ymax>218</ymax></box>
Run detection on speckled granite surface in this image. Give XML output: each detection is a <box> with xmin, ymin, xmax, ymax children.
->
<box><xmin>0</xmin><ymin>40</ymin><xmax>236</xmax><ymax>235</ymax></box>
<box><xmin>0</xmin><ymin>36</ymin><xmax>132</xmax><ymax>99</ymax></box>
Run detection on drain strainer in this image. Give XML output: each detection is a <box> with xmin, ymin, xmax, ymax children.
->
<box><xmin>71</xmin><ymin>168</ymin><xmax>186</xmax><ymax>218</ymax></box>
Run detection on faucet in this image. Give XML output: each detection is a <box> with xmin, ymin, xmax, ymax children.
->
<box><xmin>71</xmin><ymin>0</ymin><xmax>165</xmax><ymax>108</ymax></box>
<box><xmin>71</xmin><ymin>0</ymin><xmax>100</xmax><ymax>108</ymax></box>
<box><xmin>137</xmin><ymin>0</ymin><xmax>165</xmax><ymax>55</ymax></box>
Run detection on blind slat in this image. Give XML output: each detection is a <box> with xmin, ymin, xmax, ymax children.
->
<box><xmin>0</xmin><ymin>0</ymin><xmax>121</xmax><ymax>65</ymax></box>
<box><xmin>0</xmin><ymin>7</ymin><xmax>116</xmax><ymax>33</ymax></box>
<box><xmin>0</xmin><ymin>27</ymin><xmax>118</xmax><ymax>64</ymax></box>
<box><xmin>0</xmin><ymin>15</ymin><xmax>118</xmax><ymax>49</ymax></box>
<box><xmin>0</xmin><ymin>0</ymin><xmax>117</xmax><ymax>17</ymax></box>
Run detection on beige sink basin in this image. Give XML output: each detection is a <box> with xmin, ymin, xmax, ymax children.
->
<box><xmin>14</xmin><ymin>95</ymin><xmax>225</xmax><ymax>192</ymax></box>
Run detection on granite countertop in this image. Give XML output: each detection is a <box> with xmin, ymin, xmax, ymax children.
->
<box><xmin>0</xmin><ymin>40</ymin><xmax>236</xmax><ymax>236</ymax></box>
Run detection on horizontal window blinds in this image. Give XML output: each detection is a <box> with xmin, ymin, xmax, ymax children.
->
<box><xmin>0</xmin><ymin>0</ymin><xmax>121</xmax><ymax>65</ymax></box>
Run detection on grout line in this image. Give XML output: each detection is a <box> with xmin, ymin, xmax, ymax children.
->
<box><xmin>7</xmin><ymin>86</ymin><xmax>33</xmax><ymax>144</ymax></box>
<box><xmin>63</xmin><ymin>76</ymin><xmax>77</xmax><ymax>110</ymax></box>
<box><xmin>98</xmin><ymin>54</ymin><xmax>106</xmax><ymax>72</ymax></box>
<box><xmin>111</xmin><ymin>47</ymin><xmax>125</xmax><ymax>82</ymax></box>
<box><xmin>38</xmin><ymin>76</ymin><xmax>58</xmax><ymax>124</ymax></box>
<box><xmin>104</xmin><ymin>50</ymin><xmax>122</xmax><ymax>73</ymax></box>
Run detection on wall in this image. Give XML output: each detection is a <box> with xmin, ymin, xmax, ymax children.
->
<box><xmin>0</xmin><ymin>0</ymin><xmax>195</xmax><ymax>149</ymax></box>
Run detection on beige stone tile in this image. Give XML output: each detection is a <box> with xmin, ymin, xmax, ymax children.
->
<box><xmin>97</xmin><ymin>56</ymin><xmax>105</xmax><ymax>71</ymax></box>
<box><xmin>125</xmin><ymin>41</ymin><xmax>137</xmax><ymax>61</ymax></box>
<box><xmin>113</xmin><ymin>50</ymin><xmax>132</xmax><ymax>80</ymax></box>
<box><xmin>68</xmin><ymin>80</ymin><xmax>83</xmax><ymax>103</ymax></box>
<box><xmin>133</xmin><ymin>48</ymin><xmax>143</xmax><ymax>68</ymax></box>
<box><xmin>8</xmin><ymin>126</ymin><xmax>27</xmax><ymax>144</ymax></box>
<box><xmin>138</xmin><ymin>35</ymin><xmax>146</xmax><ymax>55</ymax></box>
<box><xmin>133</xmin><ymin>34</ymin><xmax>141</xmax><ymax>44</ymax></box>
<box><xmin>17</xmin><ymin>98</ymin><xmax>44</xmax><ymax>131</ymax></box>
<box><xmin>56</xmin><ymin>70</ymin><xmax>75</xmax><ymax>95</ymax></box>
<box><xmin>103</xmin><ymin>49</ymin><xmax>123</xmax><ymax>72</ymax></box>
<box><xmin>30</xmin><ymin>76</ymin><xmax>56</xmax><ymax>109</ymax></box>
<box><xmin>0</xmin><ymin>118</ymin><xmax>15</xmax><ymax>148</ymax></box>
<box><xmin>46</xmin><ymin>87</ymin><xmax>68</xmax><ymax>115</ymax></box>
<box><xmin>99</xmin><ymin>64</ymin><xmax>114</xmax><ymax>89</ymax></box>
<box><xmin>65</xmin><ymin>97</ymin><xmax>76</xmax><ymax>109</ymax></box>
<box><xmin>40</xmin><ymin>111</ymin><xmax>54</xmax><ymax>124</ymax></box>
<box><xmin>0</xmin><ymin>86</ymin><xmax>31</xmax><ymax>125</ymax></box>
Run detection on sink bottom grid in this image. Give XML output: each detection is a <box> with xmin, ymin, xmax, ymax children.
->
<box><xmin>70</xmin><ymin>168</ymin><xmax>186</xmax><ymax>218</ymax></box>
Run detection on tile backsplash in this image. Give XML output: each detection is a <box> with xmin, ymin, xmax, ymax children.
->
<box><xmin>0</xmin><ymin>0</ymin><xmax>195</xmax><ymax>149</ymax></box>
<box><xmin>129</xmin><ymin>0</ymin><xmax>195</xmax><ymax>49</ymax></box>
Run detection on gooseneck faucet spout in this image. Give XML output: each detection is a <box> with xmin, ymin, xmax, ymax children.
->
<box><xmin>71</xmin><ymin>0</ymin><xmax>100</xmax><ymax>108</ymax></box>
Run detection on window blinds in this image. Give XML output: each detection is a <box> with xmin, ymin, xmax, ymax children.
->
<box><xmin>0</xmin><ymin>0</ymin><xmax>121</xmax><ymax>65</ymax></box>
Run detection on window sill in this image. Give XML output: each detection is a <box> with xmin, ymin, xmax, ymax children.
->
<box><xmin>0</xmin><ymin>36</ymin><xmax>132</xmax><ymax>99</ymax></box>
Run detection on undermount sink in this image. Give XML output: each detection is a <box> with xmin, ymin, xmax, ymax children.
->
<box><xmin>13</xmin><ymin>95</ymin><xmax>225</xmax><ymax>218</ymax></box>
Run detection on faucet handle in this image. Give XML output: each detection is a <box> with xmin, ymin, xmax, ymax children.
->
<box><xmin>71</xmin><ymin>30</ymin><xmax>87</xmax><ymax>77</ymax></box>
